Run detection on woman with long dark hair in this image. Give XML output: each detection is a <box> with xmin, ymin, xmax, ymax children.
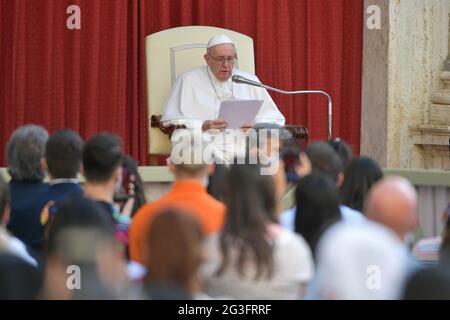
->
<box><xmin>294</xmin><ymin>173</ymin><xmax>342</xmax><ymax>258</ymax></box>
<box><xmin>340</xmin><ymin>156</ymin><xmax>383</xmax><ymax>213</ymax></box>
<box><xmin>200</xmin><ymin>162</ymin><xmax>313</xmax><ymax>299</ymax></box>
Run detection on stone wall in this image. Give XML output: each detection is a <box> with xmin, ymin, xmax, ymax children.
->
<box><xmin>361</xmin><ymin>0</ymin><xmax>449</xmax><ymax>169</ymax></box>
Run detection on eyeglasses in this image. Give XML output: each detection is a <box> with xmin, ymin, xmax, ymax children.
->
<box><xmin>207</xmin><ymin>53</ymin><xmax>237</xmax><ymax>64</ymax></box>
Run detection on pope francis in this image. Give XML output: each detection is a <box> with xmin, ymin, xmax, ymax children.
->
<box><xmin>161</xmin><ymin>35</ymin><xmax>285</xmax><ymax>163</ymax></box>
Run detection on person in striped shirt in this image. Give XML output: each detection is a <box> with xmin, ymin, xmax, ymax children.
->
<box><xmin>412</xmin><ymin>204</ymin><xmax>450</xmax><ymax>266</ymax></box>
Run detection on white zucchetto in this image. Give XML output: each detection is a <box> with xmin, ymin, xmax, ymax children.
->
<box><xmin>206</xmin><ymin>35</ymin><xmax>234</xmax><ymax>49</ymax></box>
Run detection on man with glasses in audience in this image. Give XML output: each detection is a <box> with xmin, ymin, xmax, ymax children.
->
<box><xmin>161</xmin><ymin>35</ymin><xmax>285</xmax><ymax>163</ymax></box>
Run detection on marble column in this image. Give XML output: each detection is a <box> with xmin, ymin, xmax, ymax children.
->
<box><xmin>410</xmin><ymin>11</ymin><xmax>450</xmax><ymax>170</ymax></box>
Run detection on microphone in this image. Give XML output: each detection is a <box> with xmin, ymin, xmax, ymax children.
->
<box><xmin>231</xmin><ymin>74</ymin><xmax>333</xmax><ymax>139</ymax></box>
<box><xmin>231</xmin><ymin>75</ymin><xmax>263</xmax><ymax>87</ymax></box>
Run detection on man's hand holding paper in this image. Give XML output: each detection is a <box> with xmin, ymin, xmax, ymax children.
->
<box><xmin>217</xmin><ymin>100</ymin><xmax>264</xmax><ymax>130</ymax></box>
<box><xmin>202</xmin><ymin>119</ymin><xmax>228</xmax><ymax>132</ymax></box>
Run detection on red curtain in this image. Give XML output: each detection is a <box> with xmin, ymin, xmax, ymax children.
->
<box><xmin>0</xmin><ymin>0</ymin><xmax>363</xmax><ymax>165</ymax></box>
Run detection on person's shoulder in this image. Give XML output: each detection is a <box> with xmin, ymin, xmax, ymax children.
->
<box><xmin>177</xmin><ymin>66</ymin><xmax>207</xmax><ymax>81</ymax></box>
<box><xmin>277</xmin><ymin>227</ymin><xmax>309</xmax><ymax>248</ymax></box>
<box><xmin>132</xmin><ymin>189</ymin><xmax>185</xmax><ymax>222</ymax></box>
<box><xmin>9</xmin><ymin>180</ymin><xmax>49</xmax><ymax>193</ymax></box>
<box><xmin>4</xmin><ymin>235</ymin><xmax>38</xmax><ymax>267</ymax></box>
<box><xmin>131</xmin><ymin>198</ymin><xmax>162</xmax><ymax>221</ymax></box>
<box><xmin>202</xmin><ymin>232</ymin><xmax>222</xmax><ymax>258</ymax></box>
<box><xmin>274</xmin><ymin>228</ymin><xmax>314</xmax><ymax>274</ymax></box>
<box><xmin>129</xmin><ymin>201</ymin><xmax>159</xmax><ymax>242</ymax></box>
<box><xmin>204</xmin><ymin>231</ymin><xmax>221</xmax><ymax>245</ymax></box>
<box><xmin>201</xmin><ymin>192</ymin><xmax>226</xmax><ymax>213</ymax></box>
<box><xmin>339</xmin><ymin>205</ymin><xmax>365</xmax><ymax>222</ymax></box>
<box><xmin>47</xmin><ymin>182</ymin><xmax>82</xmax><ymax>199</ymax></box>
<box><xmin>279</xmin><ymin>207</ymin><xmax>296</xmax><ymax>229</ymax></box>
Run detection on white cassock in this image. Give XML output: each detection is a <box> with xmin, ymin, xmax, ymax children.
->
<box><xmin>161</xmin><ymin>66</ymin><xmax>286</xmax><ymax>163</ymax></box>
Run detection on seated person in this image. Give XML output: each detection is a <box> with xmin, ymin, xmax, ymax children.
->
<box><xmin>199</xmin><ymin>162</ymin><xmax>313</xmax><ymax>299</ymax></box>
<box><xmin>40</xmin><ymin>129</ymin><xmax>84</xmax><ymax>234</ymax></box>
<box><xmin>41</xmin><ymin>197</ymin><xmax>129</xmax><ymax>299</ymax></box>
<box><xmin>142</xmin><ymin>209</ymin><xmax>206</xmax><ymax>300</ymax></box>
<box><xmin>0</xmin><ymin>174</ymin><xmax>37</xmax><ymax>267</ymax></box>
<box><xmin>81</xmin><ymin>133</ymin><xmax>132</xmax><ymax>248</ymax></box>
<box><xmin>129</xmin><ymin>131</ymin><xmax>225</xmax><ymax>264</ymax></box>
<box><xmin>280</xmin><ymin>142</ymin><xmax>365</xmax><ymax>231</ymax></box>
<box><xmin>412</xmin><ymin>203</ymin><xmax>450</xmax><ymax>267</ymax></box>
<box><xmin>161</xmin><ymin>35</ymin><xmax>285</xmax><ymax>163</ymax></box>
<box><xmin>6</xmin><ymin>125</ymin><xmax>49</xmax><ymax>253</ymax></box>
<box><xmin>294</xmin><ymin>173</ymin><xmax>342</xmax><ymax>259</ymax></box>
<box><xmin>115</xmin><ymin>155</ymin><xmax>147</xmax><ymax>218</ymax></box>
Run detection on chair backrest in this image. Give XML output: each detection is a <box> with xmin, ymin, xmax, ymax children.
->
<box><xmin>145</xmin><ymin>26</ymin><xmax>255</xmax><ymax>156</ymax></box>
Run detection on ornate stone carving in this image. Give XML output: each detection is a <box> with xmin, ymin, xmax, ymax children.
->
<box><xmin>410</xmin><ymin>13</ymin><xmax>450</xmax><ymax>170</ymax></box>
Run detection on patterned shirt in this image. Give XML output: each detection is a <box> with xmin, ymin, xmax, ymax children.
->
<box><xmin>412</xmin><ymin>236</ymin><xmax>442</xmax><ymax>267</ymax></box>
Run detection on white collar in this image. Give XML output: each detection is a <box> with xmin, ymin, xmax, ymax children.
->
<box><xmin>206</xmin><ymin>66</ymin><xmax>235</xmax><ymax>102</ymax></box>
<box><xmin>49</xmin><ymin>178</ymin><xmax>79</xmax><ymax>186</ymax></box>
<box><xmin>206</xmin><ymin>66</ymin><xmax>233</xmax><ymax>87</ymax></box>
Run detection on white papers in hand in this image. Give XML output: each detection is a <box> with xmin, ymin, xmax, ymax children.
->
<box><xmin>218</xmin><ymin>100</ymin><xmax>264</xmax><ymax>129</ymax></box>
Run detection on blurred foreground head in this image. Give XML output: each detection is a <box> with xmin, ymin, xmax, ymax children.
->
<box><xmin>144</xmin><ymin>209</ymin><xmax>203</xmax><ymax>299</ymax></box>
<box><xmin>365</xmin><ymin>176</ymin><xmax>418</xmax><ymax>241</ymax></box>
<box><xmin>0</xmin><ymin>253</ymin><xmax>41</xmax><ymax>299</ymax></box>
<box><xmin>43</xmin><ymin>196</ymin><xmax>127</xmax><ymax>299</ymax></box>
<box><xmin>315</xmin><ymin>221</ymin><xmax>409</xmax><ymax>300</ymax></box>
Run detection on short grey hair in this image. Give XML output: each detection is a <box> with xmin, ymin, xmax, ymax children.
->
<box><xmin>7</xmin><ymin>124</ymin><xmax>49</xmax><ymax>181</ymax></box>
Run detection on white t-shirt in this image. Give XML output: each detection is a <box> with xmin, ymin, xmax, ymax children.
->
<box><xmin>199</xmin><ymin>225</ymin><xmax>314</xmax><ymax>300</ymax></box>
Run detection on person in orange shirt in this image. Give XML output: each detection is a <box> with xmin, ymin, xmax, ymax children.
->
<box><xmin>129</xmin><ymin>143</ymin><xmax>225</xmax><ymax>264</ymax></box>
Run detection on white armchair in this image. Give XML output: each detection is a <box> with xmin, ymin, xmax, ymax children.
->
<box><xmin>145</xmin><ymin>26</ymin><xmax>256</xmax><ymax>163</ymax></box>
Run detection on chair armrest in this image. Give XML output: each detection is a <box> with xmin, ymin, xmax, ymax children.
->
<box><xmin>150</xmin><ymin>115</ymin><xmax>187</xmax><ymax>138</ymax></box>
<box><xmin>284</xmin><ymin>124</ymin><xmax>308</xmax><ymax>141</ymax></box>
<box><xmin>150</xmin><ymin>115</ymin><xmax>308</xmax><ymax>142</ymax></box>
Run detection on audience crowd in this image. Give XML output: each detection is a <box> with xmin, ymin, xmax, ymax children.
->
<box><xmin>0</xmin><ymin>123</ymin><xmax>449</xmax><ymax>300</ymax></box>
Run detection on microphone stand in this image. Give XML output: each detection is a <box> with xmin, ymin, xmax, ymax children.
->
<box><xmin>233</xmin><ymin>77</ymin><xmax>333</xmax><ymax>140</ymax></box>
